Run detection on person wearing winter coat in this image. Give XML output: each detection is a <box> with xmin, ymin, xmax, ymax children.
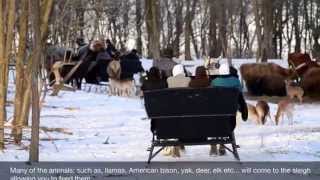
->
<box><xmin>120</xmin><ymin>49</ymin><xmax>144</xmax><ymax>80</ymax></box>
<box><xmin>189</xmin><ymin>66</ymin><xmax>210</xmax><ymax>88</ymax></box>
<box><xmin>141</xmin><ymin>67</ymin><xmax>168</xmax><ymax>91</ymax></box>
<box><xmin>167</xmin><ymin>64</ymin><xmax>191</xmax><ymax>88</ymax></box>
<box><xmin>211</xmin><ymin>63</ymin><xmax>242</xmax><ymax>91</ymax></box>
<box><xmin>163</xmin><ymin>64</ymin><xmax>192</xmax><ymax>158</ymax></box>
<box><xmin>210</xmin><ymin>63</ymin><xmax>248</xmax><ymax>156</ymax></box>
<box><xmin>106</xmin><ymin>39</ymin><xmax>118</xmax><ymax>58</ymax></box>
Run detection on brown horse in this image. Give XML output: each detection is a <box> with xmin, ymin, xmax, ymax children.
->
<box><xmin>288</xmin><ymin>52</ymin><xmax>319</xmax><ymax>78</ymax></box>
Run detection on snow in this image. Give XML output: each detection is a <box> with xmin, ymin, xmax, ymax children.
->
<box><xmin>1</xmin><ymin>59</ymin><xmax>320</xmax><ymax>162</ymax></box>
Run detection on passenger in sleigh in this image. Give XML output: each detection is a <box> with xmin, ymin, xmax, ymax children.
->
<box><xmin>210</xmin><ymin>63</ymin><xmax>248</xmax><ymax>156</ymax></box>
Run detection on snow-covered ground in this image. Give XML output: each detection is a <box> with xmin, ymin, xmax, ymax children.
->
<box><xmin>1</xmin><ymin>59</ymin><xmax>320</xmax><ymax>161</ymax></box>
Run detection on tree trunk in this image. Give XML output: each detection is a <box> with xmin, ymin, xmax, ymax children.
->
<box><xmin>293</xmin><ymin>0</ymin><xmax>301</xmax><ymax>53</ymax></box>
<box><xmin>0</xmin><ymin>0</ymin><xmax>5</xmax><ymax>150</ymax></box>
<box><xmin>136</xmin><ymin>0</ymin><xmax>143</xmax><ymax>54</ymax></box>
<box><xmin>12</xmin><ymin>0</ymin><xmax>28</xmax><ymax>144</ymax></box>
<box><xmin>28</xmin><ymin>0</ymin><xmax>53</xmax><ymax>163</ymax></box>
<box><xmin>173</xmin><ymin>0</ymin><xmax>183</xmax><ymax>57</ymax></box>
<box><xmin>254</xmin><ymin>0</ymin><xmax>262</xmax><ymax>62</ymax></box>
<box><xmin>261</xmin><ymin>0</ymin><xmax>275</xmax><ymax>62</ymax></box>
<box><xmin>209</xmin><ymin>0</ymin><xmax>220</xmax><ymax>58</ymax></box>
<box><xmin>29</xmin><ymin>0</ymin><xmax>42</xmax><ymax>163</ymax></box>
<box><xmin>0</xmin><ymin>0</ymin><xmax>16</xmax><ymax>150</ymax></box>
<box><xmin>146</xmin><ymin>0</ymin><xmax>160</xmax><ymax>61</ymax></box>
<box><xmin>218</xmin><ymin>0</ymin><xmax>228</xmax><ymax>58</ymax></box>
<box><xmin>184</xmin><ymin>0</ymin><xmax>192</xmax><ymax>60</ymax></box>
<box><xmin>75</xmin><ymin>0</ymin><xmax>85</xmax><ymax>37</ymax></box>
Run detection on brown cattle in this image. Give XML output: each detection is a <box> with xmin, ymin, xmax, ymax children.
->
<box><xmin>240</xmin><ymin>63</ymin><xmax>293</xmax><ymax>96</ymax></box>
<box><xmin>301</xmin><ymin>67</ymin><xmax>320</xmax><ymax>96</ymax></box>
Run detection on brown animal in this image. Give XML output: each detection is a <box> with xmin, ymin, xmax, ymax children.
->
<box><xmin>107</xmin><ymin>59</ymin><xmax>135</xmax><ymax>97</ymax></box>
<box><xmin>108</xmin><ymin>78</ymin><xmax>135</xmax><ymax>97</ymax></box>
<box><xmin>52</xmin><ymin>61</ymin><xmax>63</xmax><ymax>85</ymax></box>
<box><xmin>247</xmin><ymin>101</ymin><xmax>270</xmax><ymax>125</ymax></box>
<box><xmin>240</xmin><ymin>63</ymin><xmax>294</xmax><ymax>96</ymax></box>
<box><xmin>288</xmin><ymin>52</ymin><xmax>312</xmax><ymax>68</ymax></box>
<box><xmin>107</xmin><ymin>60</ymin><xmax>121</xmax><ymax>80</ymax></box>
<box><xmin>288</xmin><ymin>52</ymin><xmax>319</xmax><ymax>78</ymax></box>
<box><xmin>301</xmin><ymin>67</ymin><xmax>320</xmax><ymax>97</ymax></box>
<box><xmin>284</xmin><ymin>80</ymin><xmax>304</xmax><ymax>103</ymax></box>
<box><xmin>275</xmin><ymin>99</ymin><xmax>295</xmax><ymax>125</ymax></box>
<box><xmin>247</xmin><ymin>103</ymin><xmax>259</xmax><ymax>123</ymax></box>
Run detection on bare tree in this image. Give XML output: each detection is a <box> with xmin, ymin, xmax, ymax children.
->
<box><xmin>0</xmin><ymin>0</ymin><xmax>16</xmax><ymax>150</ymax></box>
<box><xmin>185</xmin><ymin>0</ymin><xmax>192</xmax><ymax>60</ymax></box>
<box><xmin>145</xmin><ymin>0</ymin><xmax>160</xmax><ymax>60</ymax></box>
<box><xmin>29</xmin><ymin>0</ymin><xmax>54</xmax><ymax>162</ymax></box>
<box><xmin>12</xmin><ymin>0</ymin><xmax>29</xmax><ymax>144</ymax></box>
<box><xmin>136</xmin><ymin>0</ymin><xmax>143</xmax><ymax>54</ymax></box>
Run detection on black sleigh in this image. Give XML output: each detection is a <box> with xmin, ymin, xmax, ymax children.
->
<box><xmin>143</xmin><ymin>87</ymin><xmax>242</xmax><ymax>163</ymax></box>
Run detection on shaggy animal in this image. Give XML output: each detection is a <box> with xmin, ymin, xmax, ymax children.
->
<box><xmin>108</xmin><ymin>78</ymin><xmax>135</xmax><ymax>97</ymax></box>
<box><xmin>247</xmin><ymin>101</ymin><xmax>270</xmax><ymax>125</ymax></box>
<box><xmin>284</xmin><ymin>80</ymin><xmax>304</xmax><ymax>103</ymax></box>
<box><xmin>301</xmin><ymin>67</ymin><xmax>320</xmax><ymax>97</ymax></box>
<box><xmin>240</xmin><ymin>63</ymin><xmax>293</xmax><ymax>96</ymax></box>
<box><xmin>107</xmin><ymin>59</ymin><xmax>135</xmax><ymax>97</ymax></box>
<box><xmin>107</xmin><ymin>60</ymin><xmax>121</xmax><ymax>79</ymax></box>
<box><xmin>275</xmin><ymin>99</ymin><xmax>295</xmax><ymax>125</ymax></box>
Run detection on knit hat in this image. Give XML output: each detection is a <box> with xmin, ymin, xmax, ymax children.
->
<box><xmin>148</xmin><ymin>67</ymin><xmax>161</xmax><ymax>80</ymax></box>
<box><xmin>219</xmin><ymin>63</ymin><xmax>230</xmax><ymax>75</ymax></box>
<box><xmin>172</xmin><ymin>64</ymin><xmax>185</xmax><ymax>76</ymax></box>
<box><xmin>90</xmin><ymin>40</ymin><xmax>105</xmax><ymax>52</ymax></box>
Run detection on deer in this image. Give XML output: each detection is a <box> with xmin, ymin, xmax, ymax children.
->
<box><xmin>275</xmin><ymin>99</ymin><xmax>295</xmax><ymax>126</ymax></box>
<box><xmin>107</xmin><ymin>59</ymin><xmax>135</xmax><ymax>97</ymax></box>
<box><xmin>284</xmin><ymin>80</ymin><xmax>304</xmax><ymax>103</ymax></box>
<box><xmin>247</xmin><ymin>100</ymin><xmax>270</xmax><ymax>125</ymax></box>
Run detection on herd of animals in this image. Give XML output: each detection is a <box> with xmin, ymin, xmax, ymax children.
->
<box><xmin>45</xmin><ymin>41</ymin><xmax>320</xmax><ymax>159</ymax></box>
<box><xmin>240</xmin><ymin>52</ymin><xmax>320</xmax><ymax>127</ymax></box>
<box><xmin>46</xmin><ymin>40</ymin><xmax>320</xmax><ymax>126</ymax></box>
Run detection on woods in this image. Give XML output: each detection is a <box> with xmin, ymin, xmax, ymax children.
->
<box><xmin>20</xmin><ymin>0</ymin><xmax>320</xmax><ymax>61</ymax></box>
<box><xmin>0</xmin><ymin>0</ymin><xmax>53</xmax><ymax>162</ymax></box>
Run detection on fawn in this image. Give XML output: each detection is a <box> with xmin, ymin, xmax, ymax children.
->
<box><xmin>247</xmin><ymin>100</ymin><xmax>270</xmax><ymax>125</ymax></box>
<box><xmin>275</xmin><ymin>99</ymin><xmax>295</xmax><ymax>125</ymax></box>
<box><xmin>284</xmin><ymin>80</ymin><xmax>304</xmax><ymax>103</ymax></box>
